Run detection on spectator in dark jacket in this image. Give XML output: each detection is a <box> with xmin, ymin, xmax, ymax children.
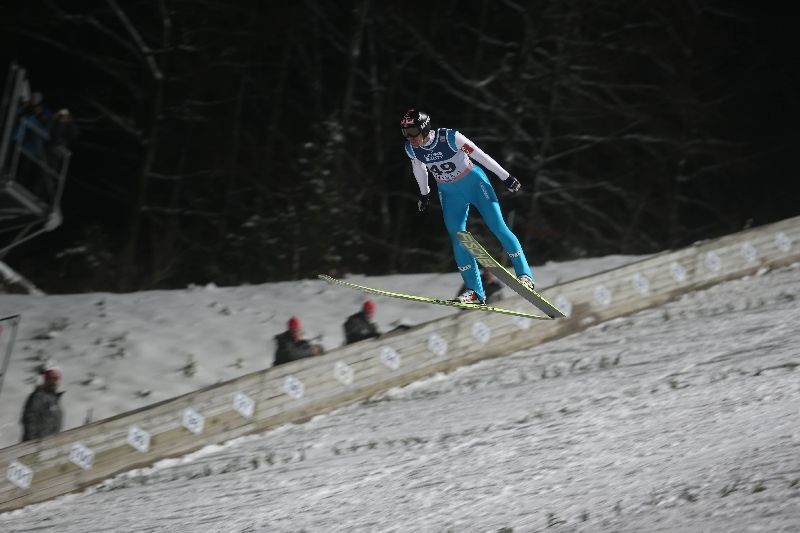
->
<box><xmin>273</xmin><ymin>316</ymin><xmax>323</xmax><ymax>366</ymax></box>
<box><xmin>47</xmin><ymin>108</ymin><xmax>79</xmax><ymax>168</ymax></box>
<box><xmin>344</xmin><ymin>300</ymin><xmax>380</xmax><ymax>345</ymax></box>
<box><xmin>49</xmin><ymin>108</ymin><xmax>79</xmax><ymax>150</ymax></box>
<box><xmin>21</xmin><ymin>368</ymin><xmax>64</xmax><ymax>442</ymax></box>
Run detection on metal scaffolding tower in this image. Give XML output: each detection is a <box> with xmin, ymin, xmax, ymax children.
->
<box><xmin>0</xmin><ymin>63</ymin><xmax>70</xmax><ymax>259</ymax></box>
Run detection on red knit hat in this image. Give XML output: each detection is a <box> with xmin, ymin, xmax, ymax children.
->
<box><xmin>287</xmin><ymin>316</ymin><xmax>302</xmax><ymax>331</ymax></box>
<box><xmin>363</xmin><ymin>300</ymin><xmax>376</xmax><ymax>314</ymax></box>
<box><xmin>43</xmin><ymin>368</ymin><xmax>62</xmax><ymax>381</ymax></box>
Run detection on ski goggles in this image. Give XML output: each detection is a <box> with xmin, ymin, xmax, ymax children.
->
<box><xmin>401</xmin><ymin>126</ymin><xmax>422</xmax><ymax>138</ymax></box>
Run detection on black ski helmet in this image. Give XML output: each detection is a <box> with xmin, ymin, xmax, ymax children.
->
<box><xmin>400</xmin><ymin>109</ymin><xmax>431</xmax><ymax>138</ymax></box>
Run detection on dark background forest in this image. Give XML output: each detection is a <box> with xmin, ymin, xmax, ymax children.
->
<box><xmin>1</xmin><ymin>0</ymin><xmax>797</xmax><ymax>294</ymax></box>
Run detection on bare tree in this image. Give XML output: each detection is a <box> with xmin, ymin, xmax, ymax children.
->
<box><xmin>4</xmin><ymin>0</ymin><xmax>784</xmax><ymax>290</ymax></box>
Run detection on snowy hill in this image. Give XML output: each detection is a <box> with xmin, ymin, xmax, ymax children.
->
<box><xmin>0</xmin><ymin>255</ymin><xmax>641</xmax><ymax>449</ymax></box>
<box><xmin>0</xmin><ymin>261</ymin><xmax>797</xmax><ymax>531</ymax></box>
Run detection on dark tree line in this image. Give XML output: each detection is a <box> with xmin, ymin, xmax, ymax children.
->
<box><xmin>1</xmin><ymin>0</ymin><xmax>796</xmax><ymax>293</ymax></box>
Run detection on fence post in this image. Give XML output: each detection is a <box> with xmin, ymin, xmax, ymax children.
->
<box><xmin>0</xmin><ymin>314</ymin><xmax>21</xmax><ymax>399</ymax></box>
<box><xmin>0</xmin><ymin>64</ymin><xmax>26</xmax><ymax>178</ymax></box>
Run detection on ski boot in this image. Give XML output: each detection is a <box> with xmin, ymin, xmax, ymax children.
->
<box><xmin>517</xmin><ymin>274</ymin><xmax>535</xmax><ymax>291</ymax></box>
<box><xmin>453</xmin><ymin>289</ymin><xmax>486</xmax><ymax>305</ymax></box>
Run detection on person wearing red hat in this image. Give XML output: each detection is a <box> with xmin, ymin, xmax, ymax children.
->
<box><xmin>20</xmin><ymin>367</ymin><xmax>64</xmax><ymax>442</ymax></box>
<box><xmin>343</xmin><ymin>300</ymin><xmax>381</xmax><ymax>345</ymax></box>
<box><xmin>273</xmin><ymin>316</ymin><xmax>323</xmax><ymax>366</ymax></box>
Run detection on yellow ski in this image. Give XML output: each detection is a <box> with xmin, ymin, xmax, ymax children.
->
<box><xmin>318</xmin><ymin>274</ymin><xmax>551</xmax><ymax>320</ymax></box>
<box><xmin>456</xmin><ymin>231</ymin><xmax>566</xmax><ymax>318</ymax></box>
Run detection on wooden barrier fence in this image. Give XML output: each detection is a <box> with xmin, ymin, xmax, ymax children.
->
<box><xmin>1</xmin><ymin>216</ymin><xmax>799</xmax><ymax>511</ymax></box>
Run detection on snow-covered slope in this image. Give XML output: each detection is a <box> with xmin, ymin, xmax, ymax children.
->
<box><xmin>2</xmin><ymin>263</ymin><xmax>797</xmax><ymax>532</ymax></box>
<box><xmin>0</xmin><ymin>254</ymin><xmax>642</xmax><ymax>448</ymax></box>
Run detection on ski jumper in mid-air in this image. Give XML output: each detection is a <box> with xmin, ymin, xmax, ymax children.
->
<box><xmin>401</xmin><ymin>108</ymin><xmax>535</xmax><ymax>304</ymax></box>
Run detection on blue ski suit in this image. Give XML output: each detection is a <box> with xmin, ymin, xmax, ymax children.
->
<box><xmin>405</xmin><ymin>128</ymin><xmax>533</xmax><ymax>300</ymax></box>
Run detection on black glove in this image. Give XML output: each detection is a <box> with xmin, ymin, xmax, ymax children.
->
<box><xmin>417</xmin><ymin>193</ymin><xmax>431</xmax><ymax>212</ymax></box>
<box><xmin>503</xmin><ymin>175</ymin><xmax>521</xmax><ymax>192</ymax></box>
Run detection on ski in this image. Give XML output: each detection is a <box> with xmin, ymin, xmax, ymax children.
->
<box><xmin>456</xmin><ymin>231</ymin><xmax>566</xmax><ymax>318</ymax></box>
<box><xmin>318</xmin><ymin>274</ymin><xmax>551</xmax><ymax>320</ymax></box>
